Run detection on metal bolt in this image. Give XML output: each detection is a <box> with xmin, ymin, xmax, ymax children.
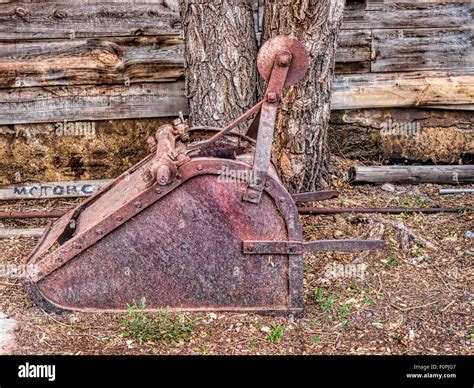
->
<box><xmin>116</xmin><ymin>216</ymin><xmax>123</xmax><ymax>222</ymax></box>
<box><xmin>247</xmin><ymin>245</ymin><xmax>255</xmax><ymax>253</ymax></box>
<box><xmin>155</xmin><ymin>188</ymin><xmax>162</xmax><ymax>194</ymax></box>
<box><xmin>267</xmin><ymin>92</ymin><xmax>277</xmax><ymax>103</ymax></box>
<box><xmin>289</xmin><ymin>244</ymin><xmax>299</xmax><ymax>253</ymax></box>
<box><xmin>135</xmin><ymin>202</ymin><xmax>142</xmax><ymax>208</ymax></box>
<box><xmin>278</xmin><ymin>51</ymin><xmax>292</xmax><ymax>67</ymax></box>
<box><xmin>96</xmin><ymin>229</ymin><xmax>103</xmax><ymax>235</ymax></box>
<box><xmin>73</xmin><ymin>242</ymin><xmax>81</xmax><ymax>250</ymax></box>
<box><xmin>197</xmin><ymin>164</ymin><xmax>203</xmax><ymax>171</ymax></box>
<box><xmin>249</xmin><ymin>192</ymin><xmax>257</xmax><ymax>199</ymax></box>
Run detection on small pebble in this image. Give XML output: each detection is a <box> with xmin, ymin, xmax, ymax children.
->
<box><xmin>381</xmin><ymin>183</ymin><xmax>396</xmax><ymax>192</ymax></box>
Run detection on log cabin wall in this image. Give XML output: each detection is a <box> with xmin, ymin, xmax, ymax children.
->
<box><xmin>0</xmin><ymin>0</ymin><xmax>472</xmax><ymax>183</ymax></box>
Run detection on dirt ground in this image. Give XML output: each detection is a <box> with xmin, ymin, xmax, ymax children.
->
<box><xmin>0</xmin><ymin>157</ymin><xmax>472</xmax><ymax>355</ymax></box>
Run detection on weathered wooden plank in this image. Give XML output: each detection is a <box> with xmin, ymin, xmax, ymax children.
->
<box><xmin>0</xmin><ymin>82</ymin><xmax>187</xmax><ymax>124</ymax></box>
<box><xmin>0</xmin><ymin>2</ymin><xmax>181</xmax><ymax>40</ymax></box>
<box><xmin>372</xmin><ymin>28</ymin><xmax>473</xmax><ymax>72</ymax></box>
<box><xmin>0</xmin><ymin>36</ymin><xmax>183</xmax><ymax>88</ymax></box>
<box><xmin>0</xmin><ymin>179</ymin><xmax>112</xmax><ymax>200</ymax></box>
<box><xmin>0</xmin><ymin>228</ymin><xmax>44</xmax><ymax>239</ymax></box>
<box><xmin>0</xmin><ymin>1</ymin><xmax>470</xmax><ymax>40</ymax></box>
<box><xmin>342</xmin><ymin>1</ymin><xmax>472</xmax><ymax>30</ymax></box>
<box><xmin>348</xmin><ymin>165</ymin><xmax>474</xmax><ymax>184</ymax></box>
<box><xmin>335</xmin><ymin>29</ymin><xmax>371</xmax><ymax>74</ymax></box>
<box><xmin>1</xmin><ymin>30</ymin><xmax>370</xmax><ymax>89</ymax></box>
<box><xmin>0</xmin><ymin>70</ymin><xmax>472</xmax><ymax>124</ymax></box>
<box><xmin>331</xmin><ymin>70</ymin><xmax>474</xmax><ymax>110</ymax></box>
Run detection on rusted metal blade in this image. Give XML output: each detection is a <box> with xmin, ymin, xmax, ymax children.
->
<box><xmin>292</xmin><ymin>190</ymin><xmax>339</xmax><ymax>204</ymax></box>
<box><xmin>243</xmin><ymin>239</ymin><xmax>384</xmax><ymax>254</ymax></box>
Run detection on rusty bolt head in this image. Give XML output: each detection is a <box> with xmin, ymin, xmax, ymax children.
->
<box><xmin>267</xmin><ymin>92</ymin><xmax>278</xmax><ymax>103</ymax></box>
<box><xmin>288</xmin><ymin>244</ymin><xmax>299</xmax><ymax>253</ymax></box>
<box><xmin>278</xmin><ymin>51</ymin><xmax>292</xmax><ymax>67</ymax></box>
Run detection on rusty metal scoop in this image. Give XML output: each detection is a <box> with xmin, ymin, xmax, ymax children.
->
<box><xmin>23</xmin><ymin>36</ymin><xmax>383</xmax><ymax>314</ymax></box>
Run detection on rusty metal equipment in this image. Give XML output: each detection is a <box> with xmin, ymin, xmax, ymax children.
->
<box><xmin>23</xmin><ymin>36</ymin><xmax>383</xmax><ymax>314</ymax></box>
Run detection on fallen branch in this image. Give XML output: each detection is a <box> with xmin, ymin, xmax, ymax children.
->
<box><xmin>378</xmin><ymin>219</ymin><xmax>438</xmax><ymax>251</ymax></box>
<box><xmin>391</xmin><ymin>300</ymin><xmax>439</xmax><ymax>312</ymax></box>
<box><xmin>349</xmin><ymin>165</ymin><xmax>474</xmax><ymax>184</ymax></box>
<box><xmin>0</xmin><ymin>228</ymin><xmax>44</xmax><ymax>239</ymax></box>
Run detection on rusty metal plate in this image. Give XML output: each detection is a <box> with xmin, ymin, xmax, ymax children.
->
<box><xmin>257</xmin><ymin>36</ymin><xmax>309</xmax><ymax>87</ymax></box>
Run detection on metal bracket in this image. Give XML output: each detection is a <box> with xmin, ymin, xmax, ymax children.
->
<box><xmin>243</xmin><ymin>51</ymin><xmax>292</xmax><ymax>204</ymax></box>
<box><xmin>243</xmin><ymin>239</ymin><xmax>385</xmax><ymax>254</ymax></box>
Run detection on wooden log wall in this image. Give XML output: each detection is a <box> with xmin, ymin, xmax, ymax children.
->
<box><xmin>0</xmin><ymin>0</ymin><xmax>472</xmax><ymax>125</ymax></box>
<box><xmin>0</xmin><ymin>0</ymin><xmax>472</xmax><ymax>183</ymax></box>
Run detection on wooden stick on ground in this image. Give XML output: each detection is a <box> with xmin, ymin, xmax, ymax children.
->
<box><xmin>378</xmin><ymin>218</ymin><xmax>438</xmax><ymax>251</ymax></box>
<box><xmin>348</xmin><ymin>165</ymin><xmax>474</xmax><ymax>184</ymax></box>
<box><xmin>0</xmin><ymin>228</ymin><xmax>44</xmax><ymax>239</ymax></box>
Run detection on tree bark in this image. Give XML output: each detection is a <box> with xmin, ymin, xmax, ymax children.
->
<box><xmin>179</xmin><ymin>0</ymin><xmax>258</xmax><ymax>132</ymax></box>
<box><xmin>263</xmin><ymin>0</ymin><xmax>345</xmax><ymax>192</ymax></box>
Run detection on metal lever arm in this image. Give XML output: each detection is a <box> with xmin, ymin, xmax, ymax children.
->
<box><xmin>243</xmin><ymin>50</ymin><xmax>292</xmax><ymax>204</ymax></box>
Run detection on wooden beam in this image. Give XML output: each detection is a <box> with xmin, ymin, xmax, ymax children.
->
<box><xmin>331</xmin><ymin>70</ymin><xmax>474</xmax><ymax>110</ymax></box>
<box><xmin>0</xmin><ymin>70</ymin><xmax>472</xmax><ymax>124</ymax></box>
<box><xmin>372</xmin><ymin>28</ymin><xmax>473</xmax><ymax>72</ymax></box>
<box><xmin>335</xmin><ymin>30</ymin><xmax>371</xmax><ymax>74</ymax></box>
<box><xmin>0</xmin><ymin>179</ymin><xmax>112</xmax><ymax>200</ymax></box>
<box><xmin>0</xmin><ymin>228</ymin><xmax>44</xmax><ymax>239</ymax></box>
<box><xmin>0</xmin><ymin>30</ymin><xmax>372</xmax><ymax>90</ymax></box>
<box><xmin>0</xmin><ymin>2</ymin><xmax>469</xmax><ymax>40</ymax></box>
<box><xmin>342</xmin><ymin>1</ymin><xmax>472</xmax><ymax>30</ymax></box>
<box><xmin>0</xmin><ymin>82</ymin><xmax>187</xmax><ymax>125</ymax></box>
<box><xmin>348</xmin><ymin>165</ymin><xmax>474</xmax><ymax>184</ymax></box>
<box><xmin>0</xmin><ymin>36</ymin><xmax>184</xmax><ymax>88</ymax></box>
<box><xmin>0</xmin><ymin>2</ymin><xmax>181</xmax><ymax>40</ymax></box>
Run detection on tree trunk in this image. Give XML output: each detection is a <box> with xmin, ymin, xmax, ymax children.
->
<box><xmin>263</xmin><ymin>0</ymin><xmax>345</xmax><ymax>192</ymax></box>
<box><xmin>179</xmin><ymin>0</ymin><xmax>258</xmax><ymax>131</ymax></box>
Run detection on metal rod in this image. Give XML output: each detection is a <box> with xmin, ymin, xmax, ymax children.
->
<box><xmin>187</xmin><ymin>100</ymin><xmax>264</xmax><ymax>150</ymax></box>
<box><xmin>298</xmin><ymin>207</ymin><xmax>473</xmax><ymax>215</ymax></box>
<box><xmin>0</xmin><ymin>210</ymin><xmax>66</xmax><ymax>220</ymax></box>
<box><xmin>439</xmin><ymin>188</ymin><xmax>474</xmax><ymax>195</ymax></box>
<box><xmin>292</xmin><ymin>190</ymin><xmax>339</xmax><ymax>204</ymax></box>
<box><xmin>303</xmin><ymin>239</ymin><xmax>384</xmax><ymax>252</ymax></box>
